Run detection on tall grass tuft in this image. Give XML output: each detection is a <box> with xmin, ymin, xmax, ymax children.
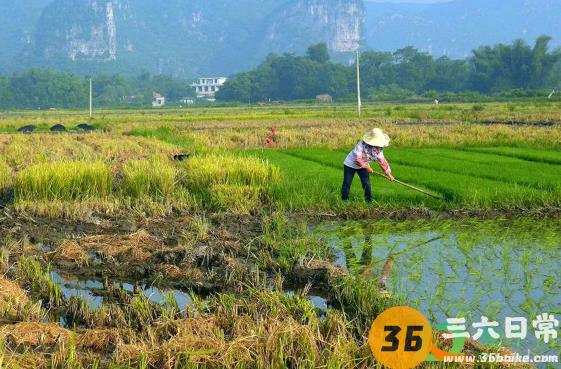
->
<box><xmin>183</xmin><ymin>154</ymin><xmax>280</xmax><ymax>212</ymax></box>
<box><xmin>14</xmin><ymin>161</ymin><xmax>112</xmax><ymax>201</ymax></box>
<box><xmin>210</xmin><ymin>183</ymin><xmax>263</xmax><ymax>215</ymax></box>
<box><xmin>184</xmin><ymin>154</ymin><xmax>280</xmax><ymax>189</ymax></box>
<box><xmin>0</xmin><ymin>157</ymin><xmax>12</xmax><ymax>191</ymax></box>
<box><xmin>121</xmin><ymin>157</ymin><xmax>176</xmax><ymax>199</ymax></box>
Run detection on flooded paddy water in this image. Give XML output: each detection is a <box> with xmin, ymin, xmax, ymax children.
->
<box><xmin>314</xmin><ymin>218</ymin><xmax>561</xmax><ymax>357</ymax></box>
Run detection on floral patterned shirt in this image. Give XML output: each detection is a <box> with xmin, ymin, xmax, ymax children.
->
<box><xmin>344</xmin><ymin>140</ymin><xmax>392</xmax><ymax>175</ymax></box>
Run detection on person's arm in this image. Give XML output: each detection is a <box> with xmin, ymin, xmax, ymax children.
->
<box><xmin>354</xmin><ymin>144</ymin><xmax>374</xmax><ymax>172</ymax></box>
<box><xmin>376</xmin><ymin>151</ymin><xmax>395</xmax><ymax>180</ymax></box>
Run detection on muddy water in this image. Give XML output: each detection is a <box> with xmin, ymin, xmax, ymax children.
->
<box><xmin>50</xmin><ymin>272</ymin><xmax>328</xmax><ymax>321</ymax></box>
<box><xmin>51</xmin><ymin>271</ymin><xmax>194</xmax><ymax>312</ymax></box>
<box><xmin>314</xmin><ymin>218</ymin><xmax>561</xmax><ymax>357</ymax></box>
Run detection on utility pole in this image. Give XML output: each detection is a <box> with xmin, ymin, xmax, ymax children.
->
<box><xmin>89</xmin><ymin>78</ymin><xmax>93</xmax><ymax>118</ymax></box>
<box><xmin>356</xmin><ymin>50</ymin><xmax>362</xmax><ymax>117</ymax></box>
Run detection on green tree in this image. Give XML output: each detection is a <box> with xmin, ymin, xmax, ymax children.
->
<box><xmin>216</xmin><ymin>73</ymin><xmax>252</xmax><ymax>102</ymax></box>
<box><xmin>0</xmin><ymin>75</ymin><xmax>13</xmax><ymax>109</ymax></box>
<box><xmin>427</xmin><ymin>57</ymin><xmax>470</xmax><ymax>92</ymax></box>
<box><xmin>530</xmin><ymin>35</ymin><xmax>561</xmax><ymax>88</ymax></box>
<box><xmin>306</xmin><ymin>43</ymin><xmax>330</xmax><ymax>64</ymax></box>
<box><xmin>10</xmin><ymin>69</ymin><xmax>87</xmax><ymax>109</ymax></box>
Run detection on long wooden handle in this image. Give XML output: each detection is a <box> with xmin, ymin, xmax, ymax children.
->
<box><xmin>370</xmin><ymin>171</ymin><xmax>445</xmax><ymax>200</ymax></box>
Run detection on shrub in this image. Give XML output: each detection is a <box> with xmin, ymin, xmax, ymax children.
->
<box><xmin>121</xmin><ymin>157</ymin><xmax>176</xmax><ymax>199</ymax></box>
<box><xmin>15</xmin><ymin>161</ymin><xmax>111</xmax><ymax>201</ymax></box>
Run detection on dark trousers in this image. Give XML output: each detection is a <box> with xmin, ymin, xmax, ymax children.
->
<box><xmin>341</xmin><ymin>165</ymin><xmax>372</xmax><ymax>202</ymax></box>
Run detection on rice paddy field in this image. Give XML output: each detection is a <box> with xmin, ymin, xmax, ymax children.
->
<box><xmin>0</xmin><ymin>102</ymin><xmax>559</xmax><ymax>368</ymax></box>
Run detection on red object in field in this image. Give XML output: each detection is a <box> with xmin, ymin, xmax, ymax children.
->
<box><xmin>265</xmin><ymin>127</ymin><xmax>277</xmax><ymax>147</ymax></box>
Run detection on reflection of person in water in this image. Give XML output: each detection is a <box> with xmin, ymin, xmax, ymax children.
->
<box><xmin>361</xmin><ymin>234</ymin><xmax>373</xmax><ymax>266</ymax></box>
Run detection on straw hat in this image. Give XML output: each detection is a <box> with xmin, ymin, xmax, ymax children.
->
<box><xmin>363</xmin><ymin>128</ymin><xmax>390</xmax><ymax>147</ymax></box>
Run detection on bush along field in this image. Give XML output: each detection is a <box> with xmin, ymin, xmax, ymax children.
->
<box><xmin>0</xmin><ymin>105</ymin><xmax>558</xmax><ymax>368</ymax></box>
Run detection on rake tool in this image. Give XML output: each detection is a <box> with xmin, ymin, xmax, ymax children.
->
<box><xmin>370</xmin><ymin>171</ymin><xmax>445</xmax><ymax>200</ymax></box>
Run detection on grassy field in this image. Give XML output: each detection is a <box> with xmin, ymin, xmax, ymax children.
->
<box><xmin>2</xmin><ymin>100</ymin><xmax>561</xmax><ymax>129</ymax></box>
<box><xmin>253</xmin><ymin>146</ymin><xmax>561</xmax><ymax>210</ymax></box>
<box><xmin>0</xmin><ymin>102</ymin><xmax>559</xmax><ymax>217</ymax></box>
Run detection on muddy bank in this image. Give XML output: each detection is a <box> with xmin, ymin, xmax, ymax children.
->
<box><xmin>300</xmin><ymin>205</ymin><xmax>561</xmax><ymax>223</ymax></box>
<box><xmin>0</xmin><ymin>211</ymin><xmax>344</xmax><ymax>297</ymax></box>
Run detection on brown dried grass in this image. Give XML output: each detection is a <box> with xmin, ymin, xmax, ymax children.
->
<box><xmin>77</xmin><ymin>328</ymin><xmax>132</xmax><ymax>351</ymax></box>
<box><xmin>0</xmin><ymin>322</ymin><xmax>70</xmax><ymax>347</ymax></box>
<box><xmin>154</xmin><ymin>264</ymin><xmax>184</xmax><ymax>279</ymax></box>
<box><xmin>0</xmin><ymin>278</ymin><xmax>29</xmax><ymax>306</ymax></box>
<box><xmin>80</xmin><ymin>230</ymin><xmax>164</xmax><ymax>262</ymax></box>
<box><xmin>49</xmin><ymin>240</ymin><xmax>88</xmax><ymax>265</ymax></box>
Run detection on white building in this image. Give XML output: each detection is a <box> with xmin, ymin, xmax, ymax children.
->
<box><xmin>152</xmin><ymin>93</ymin><xmax>166</xmax><ymax>107</ymax></box>
<box><xmin>191</xmin><ymin>77</ymin><xmax>227</xmax><ymax>100</ymax></box>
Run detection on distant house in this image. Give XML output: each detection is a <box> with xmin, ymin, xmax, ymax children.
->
<box><xmin>316</xmin><ymin>94</ymin><xmax>333</xmax><ymax>103</ymax></box>
<box><xmin>180</xmin><ymin>97</ymin><xmax>195</xmax><ymax>105</ymax></box>
<box><xmin>191</xmin><ymin>77</ymin><xmax>227</xmax><ymax>100</ymax></box>
<box><xmin>152</xmin><ymin>93</ymin><xmax>166</xmax><ymax>107</ymax></box>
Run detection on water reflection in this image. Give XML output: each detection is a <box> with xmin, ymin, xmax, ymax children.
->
<box><xmin>315</xmin><ymin>218</ymin><xmax>561</xmax><ymax>355</ymax></box>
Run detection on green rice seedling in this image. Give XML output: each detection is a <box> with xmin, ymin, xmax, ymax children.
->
<box><xmin>129</xmin><ymin>127</ymin><xmax>197</xmax><ymax>151</ymax></box>
<box><xmin>274</xmin><ymin>147</ymin><xmax>558</xmax><ymax>209</ymax></box>
<box><xmin>330</xmin><ymin>275</ymin><xmax>402</xmax><ymax>336</ymax></box>
<box><xmin>244</xmin><ymin>150</ymin><xmax>346</xmax><ymax>210</ymax></box>
<box><xmin>128</xmin><ymin>293</ymin><xmax>159</xmax><ymax>326</ymax></box>
<box><xmin>121</xmin><ymin>157</ymin><xmax>176</xmax><ymax>199</ymax></box>
<box><xmin>160</xmin><ymin>292</ymin><xmax>182</xmax><ymax>320</ymax></box>
<box><xmin>15</xmin><ymin>257</ymin><xmax>63</xmax><ymax>307</ymax></box>
<box><xmin>14</xmin><ymin>161</ymin><xmax>112</xmax><ymax>202</ymax></box>
<box><xmin>58</xmin><ymin>334</ymin><xmax>81</xmax><ymax>369</ymax></box>
<box><xmin>466</xmin><ymin>146</ymin><xmax>561</xmax><ymax>165</ymax></box>
<box><xmin>259</xmin><ymin>213</ymin><xmax>332</xmax><ymax>271</ymax></box>
<box><xmin>189</xmin><ymin>214</ymin><xmax>210</xmax><ymax>241</ymax></box>
<box><xmin>251</xmin><ymin>149</ymin><xmax>425</xmax><ymax>210</ymax></box>
<box><xmin>395</xmin><ymin>148</ymin><xmax>561</xmax><ymax>192</ymax></box>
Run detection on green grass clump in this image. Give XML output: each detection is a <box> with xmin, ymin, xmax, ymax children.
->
<box><xmin>14</xmin><ymin>161</ymin><xmax>111</xmax><ymax>201</ymax></box>
<box><xmin>122</xmin><ymin>157</ymin><xmax>176</xmax><ymax>199</ymax></box>
<box><xmin>259</xmin><ymin>213</ymin><xmax>332</xmax><ymax>270</ymax></box>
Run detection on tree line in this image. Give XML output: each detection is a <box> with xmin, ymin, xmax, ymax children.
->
<box><xmin>217</xmin><ymin>36</ymin><xmax>561</xmax><ymax>102</ymax></box>
<box><xmin>0</xmin><ymin>70</ymin><xmax>194</xmax><ymax>109</ymax></box>
<box><xmin>1</xmin><ymin>36</ymin><xmax>560</xmax><ymax>109</ymax></box>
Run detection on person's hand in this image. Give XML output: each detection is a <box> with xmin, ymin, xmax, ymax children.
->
<box><xmin>366</xmin><ymin>166</ymin><xmax>374</xmax><ymax>174</ymax></box>
<box><xmin>386</xmin><ymin>173</ymin><xmax>395</xmax><ymax>181</ymax></box>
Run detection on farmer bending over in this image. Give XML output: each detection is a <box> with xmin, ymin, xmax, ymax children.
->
<box><xmin>342</xmin><ymin>128</ymin><xmax>395</xmax><ymax>203</ymax></box>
